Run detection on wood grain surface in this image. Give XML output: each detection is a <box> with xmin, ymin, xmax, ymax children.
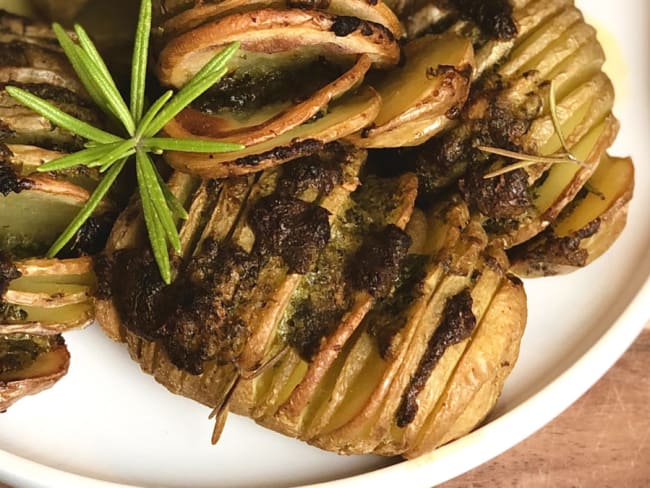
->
<box><xmin>1</xmin><ymin>328</ymin><xmax>648</xmax><ymax>488</ymax></box>
<box><xmin>441</xmin><ymin>327</ymin><xmax>650</xmax><ymax>488</ymax></box>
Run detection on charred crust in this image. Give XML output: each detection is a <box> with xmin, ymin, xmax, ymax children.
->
<box><xmin>159</xmin><ymin>242</ymin><xmax>259</xmax><ymax>374</ymax></box>
<box><xmin>286</xmin><ymin>299</ymin><xmax>346</xmax><ymax>361</ymax></box>
<box><xmin>0</xmin><ymin>334</ymin><xmax>48</xmax><ymax>375</ymax></box>
<box><xmin>396</xmin><ymin>288</ymin><xmax>476</xmax><ymax>427</ymax></box>
<box><xmin>367</xmin><ymin>253</ymin><xmax>429</xmax><ymax>359</ymax></box>
<box><xmin>331</xmin><ymin>16</ymin><xmax>395</xmax><ymax>42</ymax></box>
<box><xmin>250</xmin><ymin>195</ymin><xmax>331</xmax><ymax>275</ymax></box>
<box><xmin>0</xmin><ymin>41</ymin><xmax>29</xmax><ymax>67</ymax></box>
<box><xmin>0</xmin><ymin>160</ymin><xmax>32</xmax><ymax>196</ymax></box>
<box><xmin>287</xmin><ymin>0</ymin><xmax>332</xmax><ymax>9</ymax></box>
<box><xmin>0</xmin><ymin>251</ymin><xmax>20</xmax><ymax>296</ymax></box>
<box><xmin>349</xmin><ymin>224</ymin><xmax>412</xmax><ymax>298</ymax></box>
<box><xmin>459</xmin><ymin>167</ymin><xmax>531</xmax><ymax>219</ymax></box>
<box><xmin>192</xmin><ymin>58</ymin><xmax>342</xmax><ymax>114</ymax></box>
<box><xmin>414</xmin><ymin>134</ymin><xmax>472</xmax><ymax>201</ymax></box>
<box><xmin>276</xmin><ymin>143</ymin><xmax>344</xmax><ymax>196</ymax></box>
<box><xmin>0</xmin><ymin>144</ymin><xmax>33</xmax><ymax>195</ymax></box>
<box><xmin>93</xmin><ymin>253</ymin><xmax>112</xmax><ymax>300</ymax></box>
<box><xmin>234</xmin><ymin>139</ymin><xmax>323</xmax><ymax>168</ymax></box>
<box><xmin>414</xmin><ymin>79</ymin><xmax>542</xmax><ymax>201</ymax></box>
<box><xmin>508</xmin><ymin>220</ymin><xmax>601</xmax><ymax>274</ymax></box>
<box><xmin>446</xmin><ymin>0</ymin><xmax>517</xmax><ymax>40</ymax></box>
<box><xmin>331</xmin><ymin>16</ymin><xmax>362</xmax><ymax>37</ymax></box>
<box><xmin>56</xmin><ymin>215</ymin><xmax>115</xmax><ymax>258</ymax></box>
<box><xmin>109</xmin><ymin>249</ymin><xmax>171</xmax><ymax>341</ymax></box>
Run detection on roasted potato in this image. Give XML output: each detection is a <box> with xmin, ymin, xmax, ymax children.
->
<box><xmin>509</xmin><ymin>155</ymin><xmax>634</xmax><ymax>277</ymax></box>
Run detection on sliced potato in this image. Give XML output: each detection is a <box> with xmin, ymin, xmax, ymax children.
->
<box><xmin>509</xmin><ymin>155</ymin><xmax>634</xmax><ymax>277</ymax></box>
<box><xmin>309</xmin><ymin>214</ymin><xmax>489</xmax><ymax>454</ymax></box>
<box><xmin>163</xmin><ymin>55</ymin><xmax>372</xmax><ymax>147</ymax></box>
<box><xmin>0</xmin><ymin>66</ymin><xmax>85</xmax><ymax>95</ymax></box>
<box><xmin>4</xmin><ymin>257</ymin><xmax>96</xmax><ymax>309</ymax></box>
<box><xmin>4</xmin><ymin>144</ymin><xmax>101</xmax><ymax>191</ymax></box>
<box><xmin>271</xmin><ymin>174</ymin><xmax>418</xmax><ymax>436</ymax></box>
<box><xmin>504</xmin><ymin>113</ymin><xmax>619</xmax><ymax>247</ymax></box>
<box><xmin>0</xmin><ymin>300</ymin><xmax>94</xmax><ymax>335</ymax></box>
<box><xmin>351</xmin><ymin>33</ymin><xmax>473</xmax><ymax>148</ymax></box>
<box><xmin>0</xmin><ymin>334</ymin><xmax>69</xmax><ymax>411</ymax></box>
<box><xmin>14</xmin><ymin>256</ymin><xmax>94</xmax><ymax>277</ymax></box>
<box><xmin>235</xmin><ymin>146</ymin><xmax>366</xmax><ymax>373</ymax></box>
<box><xmin>157</xmin><ymin>0</ymin><xmax>403</xmax><ymax>40</ymax></box>
<box><xmin>0</xmin><ymin>175</ymin><xmax>114</xmax><ymax>255</ymax></box>
<box><xmin>164</xmin><ymin>86</ymin><xmax>381</xmax><ymax>178</ymax></box>
<box><xmin>157</xmin><ymin>9</ymin><xmax>400</xmax><ymax>87</ymax></box>
<box><xmin>407</xmin><ymin>275</ymin><xmax>527</xmax><ymax>458</ymax></box>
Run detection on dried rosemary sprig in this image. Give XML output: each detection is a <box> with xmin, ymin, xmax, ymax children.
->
<box><xmin>6</xmin><ymin>0</ymin><xmax>242</xmax><ymax>284</ymax></box>
<box><xmin>480</xmin><ymin>80</ymin><xmax>586</xmax><ymax>179</ymax></box>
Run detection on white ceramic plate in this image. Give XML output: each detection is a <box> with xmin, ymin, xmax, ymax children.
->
<box><xmin>1</xmin><ymin>1</ymin><xmax>649</xmax><ymax>487</ymax></box>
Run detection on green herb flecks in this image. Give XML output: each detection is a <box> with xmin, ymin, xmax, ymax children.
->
<box><xmin>6</xmin><ymin>0</ymin><xmax>243</xmax><ymax>284</ymax></box>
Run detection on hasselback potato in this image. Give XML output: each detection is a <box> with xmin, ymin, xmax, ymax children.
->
<box><xmin>0</xmin><ymin>11</ymin><xmax>113</xmax><ymax>409</ymax></box>
<box><xmin>0</xmin><ymin>0</ymin><xmax>624</xmax><ymax>462</ymax></box>
<box><xmin>93</xmin><ymin>0</ymin><xmax>635</xmax><ymax>459</ymax></box>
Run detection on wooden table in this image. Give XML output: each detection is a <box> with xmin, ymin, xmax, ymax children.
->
<box><xmin>1</xmin><ymin>328</ymin><xmax>649</xmax><ymax>488</ymax></box>
<box><xmin>442</xmin><ymin>326</ymin><xmax>650</xmax><ymax>487</ymax></box>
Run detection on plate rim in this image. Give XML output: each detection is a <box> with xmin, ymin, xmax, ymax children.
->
<box><xmin>1</xmin><ymin>1</ymin><xmax>649</xmax><ymax>487</ymax></box>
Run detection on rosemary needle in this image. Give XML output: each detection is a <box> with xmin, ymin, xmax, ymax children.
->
<box><xmin>6</xmin><ymin>0</ymin><xmax>244</xmax><ymax>283</ymax></box>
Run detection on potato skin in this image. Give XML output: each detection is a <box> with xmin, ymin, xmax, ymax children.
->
<box><xmin>509</xmin><ymin>156</ymin><xmax>634</xmax><ymax>277</ymax></box>
<box><xmin>0</xmin><ymin>339</ymin><xmax>70</xmax><ymax>411</ymax></box>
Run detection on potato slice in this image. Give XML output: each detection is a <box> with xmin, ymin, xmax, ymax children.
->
<box><xmin>163</xmin><ymin>55</ymin><xmax>372</xmax><ymax>147</ymax></box>
<box><xmin>0</xmin><ymin>174</ymin><xmax>115</xmax><ymax>255</ymax></box>
<box><xmin>0</xmin><ymin>336</ymin><xmax>70</xmax><ymax>411</ymax></box>
<box><xmin>164</xmin><ymin>86</ymin><xmax>381</xmax><ymax>178</ymax></box>
<box><xmin>509</xmin><ymin>155</ymin><xmax>634</xmax><ymax>277</ymax></box>
<box><xmin>350</xmin><ymin>33</ymin><xmax>473</xmax><ymax>148</ymax></box>
<box><xmin>157</xmin><ymin>0</ymin><xmax>403</xmax><ymax>40</ymax></box>
<box><xmin>0</xmin><ymin>301</ymin><xmax>94</xmax><ymax>335</ymax></box>
<box><xmin>407</xmin><ymin>275</ymin><xmax>527</xmax><ymax>458</ymax></box>
<box><xmin>506</xmin><ymin>114</ymin><xmax>619</xmax><ymax>247</ymax></box>
<box><xmin>235</xmin><ymin>146</ymin><xmax>366</xmax><ymax>374</ymax></box>
<box><xmin>4</xmin><ymin>144</ymin><xmax>101</xmax><ymax>191</ymax></box>
<box><xmin>157</xmin><ymin>9</ymin><xmax>400</xmax><ymax>87</ymax></box>
<box><xmin>14</xmin><ymin>256</ymin><xmax>93</xmax><ymax>277</ymax></box>
<box><xmin>4</xmin><ymin>256</ymin><xmax>95</xmax><ymax>309</ymax></box>
<box><xmin>0</xmin><ymin>66</ymin><xmax>85</xmax><ymax>95</ymax></box>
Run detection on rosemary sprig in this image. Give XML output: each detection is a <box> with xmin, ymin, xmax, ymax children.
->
<box><xmin>6</xmin><ymin>0</ymin><xmax>243</xmax><ymax>284</ymax></box>
<box><xmin>480</xmin><ymin>80</ymin><xmax>586</xmax><ymax>179</ymax></box>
